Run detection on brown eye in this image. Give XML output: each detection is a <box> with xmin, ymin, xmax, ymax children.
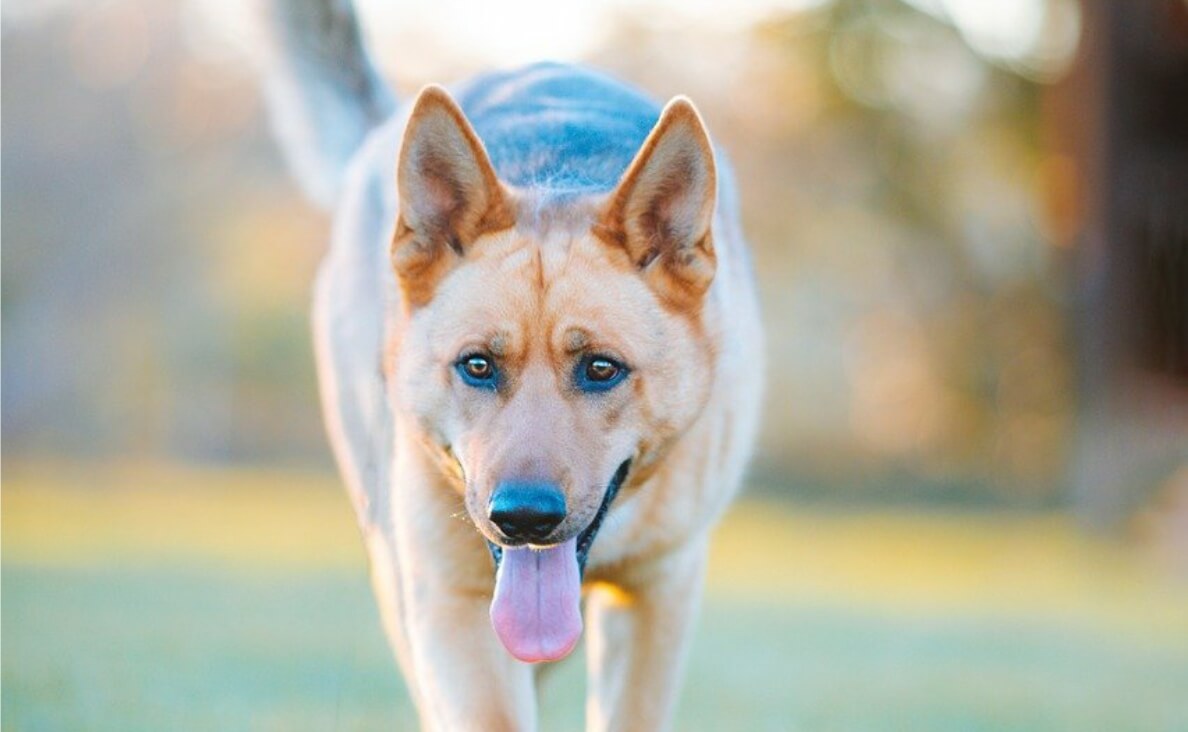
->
<box><xmin>458</xmin><ymin>354</ymin><xmax>497</xmax><ymax>386</ymax></box>
<box><xmin>465</xmin><ymin>356</ymin><xmax>492</xmax><ymax>378</ymax></box>
<box><xmin>576</xmin><ymin>355</ymin><xmax>627</xmax><ymax>392</ymax></box>
<box><xmin>585</xmin><ymin>358</ymin><xmax>619</xmax><ymax>382</ymax></box>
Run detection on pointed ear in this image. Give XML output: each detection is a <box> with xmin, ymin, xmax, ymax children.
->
<box><xmin>392</xmin><ymin>85</ymin><xmax>513</xmax><ymax>306</ymax></box>
<box><xmin>597</xmin><ymin>97</ymin><xmax>717</xmax><ymax>308</ymax></box>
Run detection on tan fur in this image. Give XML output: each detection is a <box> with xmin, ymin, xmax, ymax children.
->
<box><xmin>392</xmin><ymin>87</ymin><xmax>516</xmax><ymax>308</ymax></box>
<box><xmin>595</xmin><ymin>98</ymin><xmax>718</xmax><ymax>312</ymax></box>
<box><xmin>313</xmin><ymin>84</ymin><xmax>763</xmax><ymax>731</ymax></box>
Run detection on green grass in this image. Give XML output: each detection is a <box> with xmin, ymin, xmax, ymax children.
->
<box><xmin>4</xmin><ymin>462</ymin><xmax>1188</xmax><ymax>730</ymax></box>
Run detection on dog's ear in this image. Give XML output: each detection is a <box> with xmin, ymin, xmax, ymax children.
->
<box><xmin>393</xmin><ymin>85</ymin><xmax>513</xmax><ymax>306</ymax></box>
<box><xmin>597</xmin><ymin>97</ymin><xmax>717</xmax><ymax>309</ymax></box>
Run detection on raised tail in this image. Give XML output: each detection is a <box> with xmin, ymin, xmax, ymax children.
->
<box><xmin>258</xmin><ymin>0</ymin><xmax>395</xmax><ymax>208</ymax></box>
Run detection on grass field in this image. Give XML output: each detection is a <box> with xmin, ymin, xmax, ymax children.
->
<box><xmin>4</xmin><ymin>461</ymin><xmax>1188</xmax><ymax>730</ymax></box>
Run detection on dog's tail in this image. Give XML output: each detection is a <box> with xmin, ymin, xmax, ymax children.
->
<box><xmin>258</xmin><ymin>0</ymin><xmax>395</xmax><ymax>208</ymax></box>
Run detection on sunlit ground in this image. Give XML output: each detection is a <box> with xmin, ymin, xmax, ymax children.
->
<box><xmin>4</xmin><ymin>462</ymin><xmax>1187</xmax><ymax>730</ymax></box>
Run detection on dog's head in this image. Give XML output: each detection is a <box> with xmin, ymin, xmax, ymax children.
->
<box><xmin>388</xmin><ymin>88</ymin><xmax>717</xmax><ymax>660</ymax></box>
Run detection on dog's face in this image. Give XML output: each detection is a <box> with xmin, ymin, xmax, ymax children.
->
<box><xmin>388</xmin><ymin>87</ymin><xmax>718</xmax><ymax>557</ymax></box>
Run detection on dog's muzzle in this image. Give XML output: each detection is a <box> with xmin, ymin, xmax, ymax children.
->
<box><xmin>487</xmin><ymin>459</ymin><xmax>631</xmax><ymax>575</ymax></box>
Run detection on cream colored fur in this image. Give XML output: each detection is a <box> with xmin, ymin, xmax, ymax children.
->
<box><xmin>260</xmin><ymin>4</ymin><xmax>763</xmax><ymax>729</ymax></box>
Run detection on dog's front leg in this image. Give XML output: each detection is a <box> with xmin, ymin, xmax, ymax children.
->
<box><xmin>584</xmin><ymin>540</ymin><xmax>709</xmax><ymax>732</ymax></box>
<box><xmin>389</xmin><ymin>467</ymin><xmax>538</xmax><ymax>731</ymax></box>
<box><xmin>399</xmin><ymin>581</ymin><xmax>537</xmax><ymax>732</ymax></box>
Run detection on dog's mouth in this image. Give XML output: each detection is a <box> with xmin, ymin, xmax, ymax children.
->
<box><xmin>486</xmin><ymin>459</ymin><xmax>631</xmax><ymax>664</ymax></box>
<box><xmin>486</xmin><ymin>458</ymin><xmax>631</xmax><ymax>573</ymax></box>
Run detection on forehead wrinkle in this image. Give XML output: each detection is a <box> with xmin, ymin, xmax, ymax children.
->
<box><xmin>537</xmin><ymin>235</ymin><xmax>596</xmax><ymax>364</ymax></box>
<box><xmin>511</xmin><ymin>196</ymin><xmax>606</xmax><ymax>287</ymax></box>
<box><xmin>503</xmin><ymin>240</ymin><xmax>551</xmax><ymax>370</ymax></box>
<box><xmin>492</xmin><ymin>237</ymin><xmax>540</xmax><ymax>276</ymax></box>
<box><xmin>536</xmin><ymin>227</ymin><xmax>579</xmax><ymax>286</ymax></box>
<box><xmin>533</xmin><ymin>246</ymin><xmax>545</xmax><ymax>292</ymax></box>
<box><xmin>541</xmin><ymin>248</ymin><xmax>662</xmax><ymax>367</ymax></box>
<box><xmin>503</xmin><ymin>213</ymin><xmax>625</xmax><ymax>367</ymax></box>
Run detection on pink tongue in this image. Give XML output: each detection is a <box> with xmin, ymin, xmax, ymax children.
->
<box><xmin>489</xmin><ymin>538</ymin><xmax>582</xmax><ymax>663</ymax></box>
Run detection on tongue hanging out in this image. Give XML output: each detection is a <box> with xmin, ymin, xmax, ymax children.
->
<box><xmin>489</xmin><ymin>538</ymin><xmax>582</xmax><ymax>663</ymax></box>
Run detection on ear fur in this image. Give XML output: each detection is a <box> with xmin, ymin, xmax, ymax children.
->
<box><xmin>392</xmin><ymin>85</ymin><xmax>513</xmax><ymax>306</ymax></box>
<box><xmin>597</xmin><ymin>96</ymin><xmax>717</xmax><ymax>308</ymax></box>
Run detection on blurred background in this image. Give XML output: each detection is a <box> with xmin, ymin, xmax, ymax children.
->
<box><xmin>4</xmin><ymin>0</ymin><xmax>1187</xmax><ymax>729</ymax></box>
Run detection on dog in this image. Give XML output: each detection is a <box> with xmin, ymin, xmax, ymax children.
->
<box><xmin>259</xmin><ymin>1</ymin><xmax>763</xmax><ymax>729</ymax></box>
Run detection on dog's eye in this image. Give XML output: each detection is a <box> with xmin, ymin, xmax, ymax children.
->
<box><xmin>576</xmin><ymin>355</ymin><xmax>628</xmax><ymax>392</ymax></box>
<box><xmin>464</xmin><ymin>356</ymin><xmax>493</xmax><ymax>379</ymax></box>
<box><xmin>586</xmin><ymin>358</ymin><xmax>619</xmax><ymax>382</ymax></box>
<box><xmin>457</xmin><ymin>354</ymin><xmax>498</xmax><ymax>388</ymax></box>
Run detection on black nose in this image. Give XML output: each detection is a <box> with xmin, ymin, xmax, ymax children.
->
<box><xmin>488</xmin><ymin>482</ymin><xmax>567</xmax><ymax>544</ymax></box>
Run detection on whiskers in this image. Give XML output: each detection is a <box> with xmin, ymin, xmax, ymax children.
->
<box><xmin>446</xmin><ymin>499</ymin><xmax>484</xmax><ymax>537</ymax></box>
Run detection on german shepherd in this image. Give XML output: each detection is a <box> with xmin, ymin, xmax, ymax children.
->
<box><xmin>259</xmin><ymin>2</ymin><xmax>763</xmax><ymax>729</ymax></box>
